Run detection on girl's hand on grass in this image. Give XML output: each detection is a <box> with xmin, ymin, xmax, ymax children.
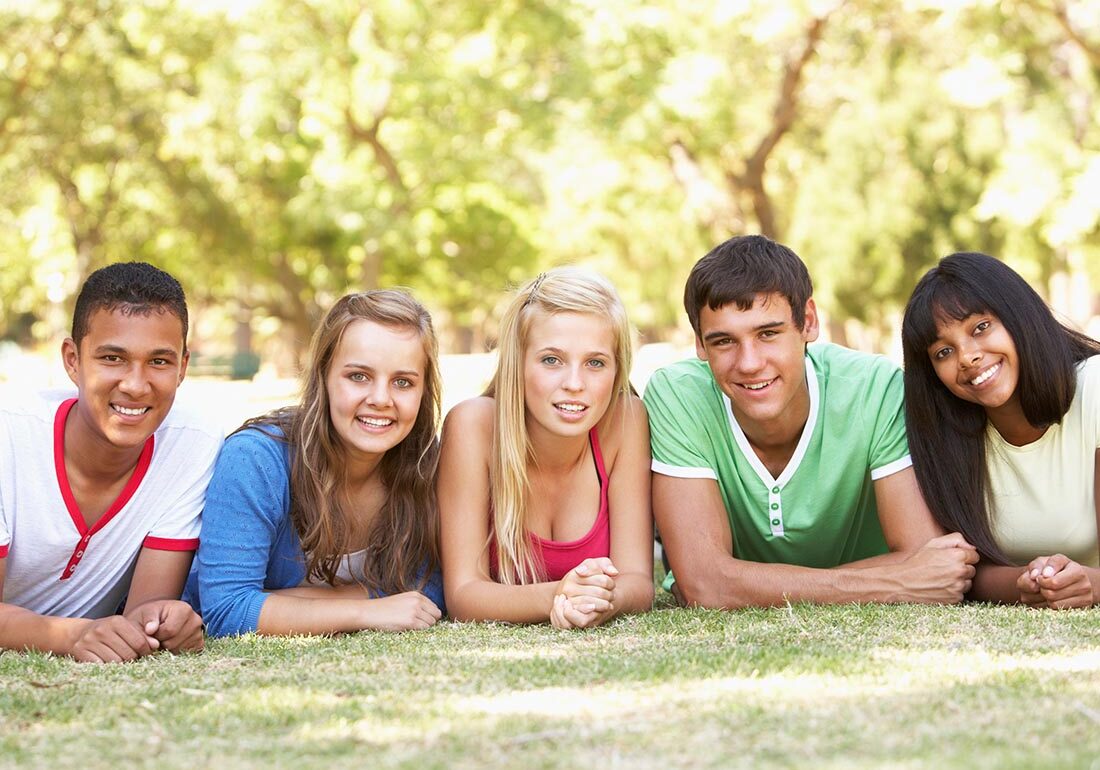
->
<box><xmin>1016</xmin><ymin>564</ymin><xmax>1043</xmax><ymax>605</ymax></box>
<box><xmin>1021</xmin><ymin>554</ymin><xmax>1096</xmax><ymax>609</ymax></box>
<box><xmin>552</xmin><ymin>558</ymin><xmax>618</xmax><ymax>628</ymax></box>
<box><xmin>554</xmin><ymin>558</ymin><xmax>616</xmax><ymax>608</ymax></box>
<box><xmin>550</xmin><ymin>594</ymin><xmax>603</xmax><ymax>630</ymax></box>
<box><xmin>362</xmin><ymin>591</ymin><xmax>442</xmax><ymax>631</ymax></box>
<box><xmin>70</xmin><ymin>616</ymin><xmax>159</xmax><ymax>663</ymax></box>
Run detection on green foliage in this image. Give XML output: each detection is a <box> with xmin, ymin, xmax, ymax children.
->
<box><xmin>1</xmin><ymin>0</ymin><xmax>1098</xmax><ymax>353</ymax></box>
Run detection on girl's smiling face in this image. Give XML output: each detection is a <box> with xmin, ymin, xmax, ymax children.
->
<box><xmin>928</xmin><ymin>311</ymin><xmax>1022</xmax><ymax>417</ymax></box>
<box><xmin>325</xmin><ymin>319</ymin><xmax>426</xmax><ymax>467</ymax></box>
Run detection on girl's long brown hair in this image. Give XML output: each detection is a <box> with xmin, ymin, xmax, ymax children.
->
<box><xmin>901</xmin><ymin>252</ymin><xmax>1100</xmax><ymax>564</ymax></box>
<box><xmin>239</xmin><ymin>290</ymin><xmax>442</xmax><ymax>592</ymax></box>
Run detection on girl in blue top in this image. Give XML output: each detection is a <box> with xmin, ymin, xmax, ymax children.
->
<box><xmin>186</xmin><ymin>290</ymin><xmax>444</xmax><ymax>636</ymax></box>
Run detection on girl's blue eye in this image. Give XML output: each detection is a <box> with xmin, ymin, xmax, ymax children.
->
<box><xmin>587</xmin><ymin>359</ymin><xmax>606</xmax><ymax>368</ymax></box>
<box><xmin>542</xmin><ymin>356</ymin><xmax>560</xmax><ymax>365</ymax></box>
<box><xmin>350</xmin><ymin>372</ymin><xmax>367</xmax><ymax>382</ymax></box>
<box><xmin>394</xmin><ymin>378</ymin><xmax>412</xmax><ymax>388</ymax></box>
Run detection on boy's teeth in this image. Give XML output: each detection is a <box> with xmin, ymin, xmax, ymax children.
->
<box><xmin>743</xmin><ymin>380</ymin><xmax>773</xmax><ymax>391</ymax></box>
<box><xmin>113</xmin><ymin>405</ymin><xmax>147</xmax><ymax>416</ymax></box>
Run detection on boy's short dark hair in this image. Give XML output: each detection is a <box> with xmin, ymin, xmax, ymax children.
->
<box><xmin>684</xmin><ymin>235</ymin><xmax>814</xmax><ymax>336</ymax></box>
<box><xmin>71</xmin><ymin>262</ymin><xmax>189</xmax><ymax>349</ymax></box>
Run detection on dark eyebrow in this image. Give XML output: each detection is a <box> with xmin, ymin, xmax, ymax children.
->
<box><xmin>93</xmin><ymin>345</ymin><xmax>178</xmax><ymax>358</ymax></box>
<box><xmin>703</xmin><ymin>320</ymin><xmax>784</xmax><ymax>343</ymax></box>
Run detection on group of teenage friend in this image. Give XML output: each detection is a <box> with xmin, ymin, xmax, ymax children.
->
<box><xmin>0</xmin><ymin>234</ymin><xmax>1096</xmax><ymax>663</ymax></box>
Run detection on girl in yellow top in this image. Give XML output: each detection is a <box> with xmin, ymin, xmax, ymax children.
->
<box><xmin>902</xmin><ymin>252</ymin><xmax>1100</xmax><ymax>608</ymax></box>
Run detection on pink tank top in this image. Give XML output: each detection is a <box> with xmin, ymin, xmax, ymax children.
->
<box><xmin>490</xmin><ymin>429</ymin><xmax>611</xmax><ymax>582</ymax></box>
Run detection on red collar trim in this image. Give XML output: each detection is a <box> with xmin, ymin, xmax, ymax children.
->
<box><xmin>53</xmin><ymin>398</ymin><xmax>156</xmax><ymax>538</ymax></box>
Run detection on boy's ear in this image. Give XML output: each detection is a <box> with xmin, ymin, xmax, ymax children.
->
<box><xmin>801</xmin><ymin>298</ymin><xmax>820</xmax><ymax>343</ymax></box>
<box><xmin>61</xmin><ymin>337</ymin><xmax>80</xmax><ymax>384</ymax></box>
<box><xmin>695</xmin><ymin>335</ymin><xmax>707</xmax><ymax>361</ymax></box>
<box><xmin>178</xmin><ymin>350</ymin><xmax>190</xmax><ymax>385</ymax></box>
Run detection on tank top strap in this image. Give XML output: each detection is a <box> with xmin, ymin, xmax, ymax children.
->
<box><xmin>588</xmin><ymin>427</ymin><xmax>608</xmax><ymax>489</ymax></box>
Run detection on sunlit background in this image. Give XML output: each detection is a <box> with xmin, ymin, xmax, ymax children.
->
<box><xmin>2</xmin><ymin>0</ymin><xmax>1098</xmax><ymax>427</ymax></box>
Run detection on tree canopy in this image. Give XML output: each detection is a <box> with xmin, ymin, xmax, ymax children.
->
<box><xmin>2</xmin><ymin>0</ymin><xmax>1097</xmax><ymax>356</ymax></box>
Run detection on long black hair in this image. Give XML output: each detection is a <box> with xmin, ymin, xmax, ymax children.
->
<box><xmin>901</xmin><ymin>252</ymin><xmax>1100</xmax><ymax>564</ymax></box>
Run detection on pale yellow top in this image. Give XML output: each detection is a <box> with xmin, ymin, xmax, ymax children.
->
<box><xmin>987</xmin><ymin>355</ymin><xmax>1100</xmax><ymax>568</ymax></box>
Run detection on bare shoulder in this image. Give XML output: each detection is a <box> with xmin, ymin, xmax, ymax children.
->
<box><xmin>441</xmin><ymin>396</ymin><xmax>494</xmax><ymax>443</ymax></box>
<box><xmin>596</xmin><ymin>395</ymin><xmax>649</xmax><ymax>461</ymax></box>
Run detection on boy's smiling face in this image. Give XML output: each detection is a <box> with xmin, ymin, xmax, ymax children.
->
<box><xmin>62</xmin><ymin>306</ymin><xmax>189</xmax><ymax>451</ymax></box>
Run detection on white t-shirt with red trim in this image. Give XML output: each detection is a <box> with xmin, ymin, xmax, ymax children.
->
<box><xmin>0</xmin><ymin>391</ymin><xmax>222</xmax><ymax>619</ymax></box>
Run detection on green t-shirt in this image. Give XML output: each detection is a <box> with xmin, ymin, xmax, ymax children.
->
<box><xmin>644</xmin><ymin>342</ymin><xmax>911</xmax><ymax>578</ymax></box>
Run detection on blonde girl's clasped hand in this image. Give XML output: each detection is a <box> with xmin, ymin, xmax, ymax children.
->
<box><xmin>901</xmin><ymin>252</ymin><xmax>1100</xmax><ymax>608</ymax></box>
<box><xmin>185</xmin><ymin>291</ymin><xmax>444</xmax><ymax>637</ymax></box>
<box><xmin>439</xmin><ymin>268</ymin><xmax>655</xmax><ymax>628</ymax></box>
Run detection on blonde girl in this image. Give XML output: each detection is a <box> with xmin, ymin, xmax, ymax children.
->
<box><xmin>186</xmin><ymin>290</ymin><xmax>444</xmax><ymax>635</ymax></box>
<box><xmin>439</xmin><ymin>268</ymin><xmax>654</xmax><ymax>628</ymax></box>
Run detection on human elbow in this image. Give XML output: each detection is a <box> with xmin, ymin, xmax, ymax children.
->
<box><xmin>442</xmin><ymin>585</ymin><xmax>485</xmax><ymax>623</ymax></box>
<box><xmin>673</xmin><ymin>571</ymin><xmax>727</xmax><ymax>610</ymax></box>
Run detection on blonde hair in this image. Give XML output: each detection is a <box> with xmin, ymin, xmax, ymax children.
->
<box><xmin>484</xmin><ymin>267</ymin><xmax>633</xmax><ymax>584</ymax></box>
<box><xmin>240</xmin><ymin>289</ymin><xmax>442</xmax><ymax>592</ymax></box>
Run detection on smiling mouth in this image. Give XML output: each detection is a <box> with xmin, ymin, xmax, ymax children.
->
<box><xmin>111</xmin><ymin>404</ymin><xmax>151</xmax><ymax>416</ymax></box>
<box><xmin>555</xmin><ymin>403</ymin><xmax>587</xmax><ymax>414</ymax></box>
<box><xmin>357</xmin><ymin>416</ymin><xmax>394</xmax><ymax>428</ymax></box>
<box><xmin>738</xmin><ymin>378</ymin><xmax>776</xmax><ymax>391</ymax></box>
<box><xmin>970</xmin><ymin>362</ymin><xmax>1001</xmax><ymax>386</ymax></box>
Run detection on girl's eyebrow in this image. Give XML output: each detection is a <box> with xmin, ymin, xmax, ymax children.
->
<box><xmin>342</xmin><ymin>362</ymin><xmax>421</xmax><ymax>377</ymax></box>
<box><xmin>534</xmin><ymin>347</ymin><xmax>611</xmax><ymax>357</ymax></box>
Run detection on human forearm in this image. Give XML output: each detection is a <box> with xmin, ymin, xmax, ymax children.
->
<box><xmin>840</xmin><ymin>550</ymin><xmax>915</xmax><ymax>569</ymax></box>
<box><xmin>269</xmin><ymin>583</ymin><xmax>366</xmax><ymax>600</ymax></box>
<box><xmin>608</xmin><ymin>572</ymin><xmax>655</xmax><ymax>616</ymax></box>
<box><xmin>679</xmin><ymin>559</ymin><xmax>901</xmax><ymax>609</ymax></box>
<box><xmin>446</xmin><ymin>578</ymin><xmax>558</xmax><ymax>623</ymax></box>
<box><xmin>678</xmin><ymin>538</ymin><xmax>974</xmax><ymax>608</ymax></box>
<box><xmin>256</xmin><ymin>593</ymin><xmax>373</xmax><ymax>635</ymax></box>
<box><xmin>967</xmin><ymin>564</ymin><xmax>1028</xmax><ymax>603</ymax></box>
<box><xmin>0</xmin><ymin>605</ymin><xmax>90</xmax><ymax>656</ymax></box>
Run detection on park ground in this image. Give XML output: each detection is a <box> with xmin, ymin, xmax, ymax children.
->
<box><xmin>2</xmin><ymin>600</ymin><xmax>1100</xmax><ymax>769</ymax></box>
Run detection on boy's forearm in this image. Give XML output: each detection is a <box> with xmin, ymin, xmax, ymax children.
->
<box><xmin>0</xmin><ymin>604</ymin><xmax>89</xmax><ymax>657</ymax></box>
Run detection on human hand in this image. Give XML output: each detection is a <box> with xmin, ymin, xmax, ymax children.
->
<box><xmin>550</xmin><ymin>593</ymin><xmax>597</xmax><ymax>630</ymax></box>
<box><xmin>894</xmin><ymin>533</ymin><xmax>978</xmax><ymax>604</ymax></box>
<box><xmin>127</xmin><ymin>600</ymin><xmax>204</xmax><ymax>653</ymax></box>
<box><xmin>1016</xmin><ymin>561</ymin><xmax>1043</xmax><ymax>605</ymax></box>
<box><xmin>69</xmin><ymin>615</ymin><xmax>159</xmax><ymax>663</ymax></box>
<box><xmin>1019</xmin><ymin>554</ymin><xmax>1096</xmax><ymax>609</ymax></box>
<box><xmin>552</xmin><ymin>558</ymin><xmax>618</xmax><ymax>628</ymax></box>
<box><xmin>362</xmin><ymin>591</ymin><xmax>442</xmax><ymax>631</ymax></box>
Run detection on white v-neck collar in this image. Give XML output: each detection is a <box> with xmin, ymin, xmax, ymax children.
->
<box><xmin>722</xmin><ymin>355</ymin><xmax>819</xmax><ymax>489</ymax></box>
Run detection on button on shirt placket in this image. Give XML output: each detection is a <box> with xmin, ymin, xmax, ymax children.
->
<box><xmin>768</xmin><ymin>485</ymin><xmax>784</xmax><ymax>537</ymax></box>
<box><xmin>60</xmin><ymin>532</ymin><xmax>93</xmax><ymax>581</ymax></box>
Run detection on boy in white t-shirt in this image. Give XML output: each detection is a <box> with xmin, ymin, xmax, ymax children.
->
<box><xmin>0</xmin><ymin>263</ymin><xmax>220</xmax><ymax>662</ymax></box>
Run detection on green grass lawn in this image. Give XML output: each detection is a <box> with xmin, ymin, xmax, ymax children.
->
<box><xmin>3</xmin><ymin>596</ymin><xmax>1099</xmax><ymax>770</ymax></box>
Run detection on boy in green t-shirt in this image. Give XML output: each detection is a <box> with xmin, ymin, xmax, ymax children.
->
<box><xmin>644</xmin><ymin>235</ymin><xmax>978</xmax><ymax>608</ymax></box>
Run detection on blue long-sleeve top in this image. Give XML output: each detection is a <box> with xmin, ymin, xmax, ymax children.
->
<box><xmin>183</xmin><ymin>426</ymin><xmax>444</xmax><ymax>637</ymax></box>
